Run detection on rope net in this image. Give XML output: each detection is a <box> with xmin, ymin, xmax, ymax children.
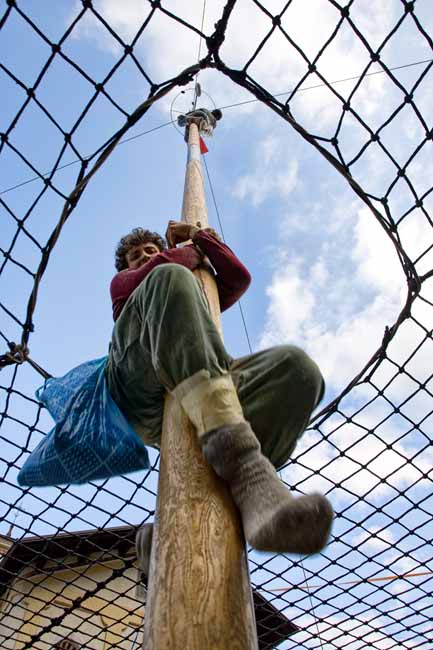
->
<box><xmin>1</xmin><ymin>0</ymin><xmax>432</xmax><ymax>648</ymax></box>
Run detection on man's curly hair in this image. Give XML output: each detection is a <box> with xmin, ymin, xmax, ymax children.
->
<box><xmin>115</xmin><ymin>228</ymin><xmax>167</xmax><ymax>271</ymax></box>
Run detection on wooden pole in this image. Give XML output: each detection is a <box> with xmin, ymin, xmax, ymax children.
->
<box><xmin>142</xmin><ymin>121</ymin><xmax>258</xmax><ymax>649</ymax></box>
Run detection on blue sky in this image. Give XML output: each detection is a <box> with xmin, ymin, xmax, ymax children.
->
<box><xmin>1</xmin><ymin>1</ymin><xmax>433</xmax><ymax>648</ymax></box>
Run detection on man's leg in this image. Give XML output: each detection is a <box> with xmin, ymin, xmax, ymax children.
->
<box><xmin>230</xmin><ymin>345</ymin><xmax>325</xmax><ymax>469</ymax></box>
<box><xmin>219</xmin><ymin>346</ymin><xmax>330</xmax><ymax>554</ymax></box>
<box><xmin>108</xmin><ymin>264</ymin><xmax>332</xmax><ymax>554</ymax></box>
<box><xmin>161</xmin><ymin>268</ymin><xmax>332</xmax><ymax>554</ymax></box>
<box><xmin>106</xmin><ymin>263</ymin><xmax>232</xmax><ymax>446</ymax></box>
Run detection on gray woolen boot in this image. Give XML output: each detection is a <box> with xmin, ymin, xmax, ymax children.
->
<box><xmin>201</xmin><ymin>422</ymin><xmax>333</xmax><ymax>555</ymax></box>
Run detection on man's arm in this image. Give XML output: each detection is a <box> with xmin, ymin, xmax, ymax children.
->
<box><xmin>191</xmin><ymin>229</ymin><xmax>251</xmax><ymax>311</ymax></box>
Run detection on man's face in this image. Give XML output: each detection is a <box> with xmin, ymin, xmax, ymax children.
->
<box><xmin>126</xmin><ymin>242</ymin><xmax>160</xmax><ymax>270</ymax></box>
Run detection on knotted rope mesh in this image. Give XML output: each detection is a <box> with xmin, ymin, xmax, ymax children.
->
<box><xmin>1</xmin><ymin>1</ymin><xmax>432</xmax><ymax>648</ymax></box>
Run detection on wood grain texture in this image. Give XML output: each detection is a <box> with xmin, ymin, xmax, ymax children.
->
<box><xmin>142</xmin><ymin>123</ymin><xmax>258</xmax><ymax>649</ymax></box>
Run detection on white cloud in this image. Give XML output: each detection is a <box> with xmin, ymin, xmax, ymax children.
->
<box><xmin>71</xmin><ymin>0</ymin><xmax>402</xmax><ymax>129</ymax></box>
<box><xmin>263</xmin><ymin>180</ymin><xmax>432</xmax><ymax>500</ymax></box>
<box><xmin>71</xmin><ymin>0</ymin><xmax>253</xmax><ymax>114</ymax></box>
<box><xmin>398</xmin><ymin>203</ymin><xmax>433</xmax><ymax>277</ymax></box>
<box><xmin>260</xmin><ymin>261</ymin><xmax>315</xmax><ymax>345</ymax></box>
<box><xmin>221</xmin><ymin>0</ymin><xmax>399</xmax><ymax>127</ymax></box>
<box><xmin>352</xmin><ymin>527</ymin><xmax>396</xmax><ymax>554</ymax></box>
<box><xmin>285</xmin><ymin>417</ymin><xmax>432</xmax><ymax>503</ymax></box>
<box><xmin>310</xmin><ymin>257</ymin><xmax>330</xmax><ymax>289</ymax></box>
<box><xmin>352</xmin><ymin>207</ymin><xmax>403</xmax><ymax>297</ymax></box>
<box><xmin>291</xmin><ymin>608</ymin><xmax>422</xmax><ymax>650</ymax></box>
<box><xmin>258</xmin><ymin>176</ymin><xmax>433</xmax><ymax>406</ymax></box>
<box><xmin>265</xmin><ymin>265</ymin><xmax>316</xmax><ymax>345</ymax></box>
<box><xmin>232</xmin><ymin>135</ymin><xmax>299</xmax><ymax>205</ymax></box>
<box><xmin>259</xmin><ymin>201</ymin><xmax>406</xmax><ymax>391</ymax></box>
<box><xmin>308</xmin><ymin>293</ymin><xmax>400</xmax><ymax>388</ymax></box>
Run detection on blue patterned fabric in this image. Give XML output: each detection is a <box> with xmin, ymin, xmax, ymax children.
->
<box><xmin>18</xmin><ymin>357</ymin><xmax>150</xmax><ymax>487</ymax></box>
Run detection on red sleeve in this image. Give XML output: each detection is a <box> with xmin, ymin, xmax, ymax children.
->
<box><xmin>192</xmin><ymin>230</ymin><xmax>251</xmax><ymax>311</ymax></box>
<box><xmin>111</xmin><ymin>246</ymin><xmax>202</xmax><ymax>320</ymax></box>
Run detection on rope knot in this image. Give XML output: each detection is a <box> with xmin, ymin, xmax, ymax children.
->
<box><xmin>7</xmin><ymin>342</ymin><xmax>29</xmax><ymax>365</ymax></box>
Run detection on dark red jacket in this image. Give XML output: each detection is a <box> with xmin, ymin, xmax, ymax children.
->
<box><xmin>110</xmin><ymin>230</ymin><xmax>251</xmax><ymax>321</ymax></box>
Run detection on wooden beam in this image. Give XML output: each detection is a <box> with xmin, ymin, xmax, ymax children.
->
<box><xmin>143</xmin><ymin>122</ymin><xmax>258</xmax><ymax>649</ymax></box>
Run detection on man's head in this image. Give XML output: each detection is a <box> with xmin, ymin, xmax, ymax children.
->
<box><xmin>115</xmin><ymin>228</ymin><xmax>166</xmax><ymax>271</ymax></box>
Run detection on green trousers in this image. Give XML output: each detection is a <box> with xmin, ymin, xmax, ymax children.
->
<box><xmin>106</xmin><ymin>264</ymin><xmax>324</xmax><ymax>469</ymax></box>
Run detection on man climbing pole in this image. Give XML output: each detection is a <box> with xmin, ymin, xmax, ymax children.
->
<box><xmin>18</xmin><ymin>108</ymin><xmax>333</xmax><ymax>557</ymax></box>
<box><xmin>106</xmin><ymin>218</ymin><xmax>333</xmax><ymax>558</ymax></box>
<box><xmin>16</xmin><ymin>106</ymin><xmax>334</xmax><ymax>648</ymax></box>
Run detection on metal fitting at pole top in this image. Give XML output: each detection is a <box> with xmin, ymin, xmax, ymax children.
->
<box><xmin>177</xmin><ymin>107</ymin><xmax>222</xmax><ymax>142</ymax></box>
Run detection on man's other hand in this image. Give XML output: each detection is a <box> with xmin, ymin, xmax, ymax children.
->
<box><xmin>165</xmin><ymin>220</ymin><xmax>199</xmax><ymax>248</ymax></box>
<box><xmin>202</xmin><ymin>227</ymin><xmax>221</xmax><ymax>242</ymax></box>
<box><xmin>166</xmin><ymin>220</ymin><xmax>222</xmax><ymax>248</ymax></box>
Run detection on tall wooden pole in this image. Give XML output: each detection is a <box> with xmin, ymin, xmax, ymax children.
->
<box><xmin>142</xmin><ymin>121</ymin><xmax>258</xmax><ymax>649</ymax></box>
